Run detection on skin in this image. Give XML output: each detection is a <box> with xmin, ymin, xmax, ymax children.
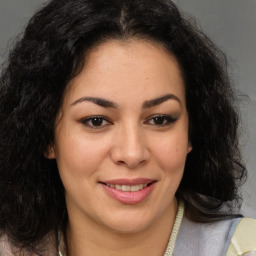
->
<box><xmin>48</xmin><ymin>39</ymin><xmax>190</xmax><ymax>256</ymax></box>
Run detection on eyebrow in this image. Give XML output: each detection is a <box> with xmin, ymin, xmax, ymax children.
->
<box><xmin>142</xmin><ymin>94</ymin><xmax>181</xmax><ymax>108</ymax></box>
<box><xmin>70</xmin><ymin>94</ymin><xmax>181</xmax><ymax>109</ymax></box>
<box><xmin>71</xmin><ymin>97</ymin><xmax>117</xmax><ymax>108</ymax></box>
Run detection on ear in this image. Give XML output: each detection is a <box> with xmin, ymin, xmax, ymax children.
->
<box><xmin>44</xmin><ymin>144</ymin><xmax>56</xmax><ymax>159</ymax></box>
<box><xmin>187</xmin><ymin>143</ymin><xmax>193</xmax><ymax>154</ymax></box>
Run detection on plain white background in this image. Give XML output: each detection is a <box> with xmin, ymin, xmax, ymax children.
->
<box><xmin>0</xmin><ymin>0</ymin><xmax>255</xmax><ymax>216</ymax></box>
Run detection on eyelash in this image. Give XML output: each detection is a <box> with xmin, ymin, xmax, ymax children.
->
<box><xmin>145</xmin><ymin>114</ymin><xmax>178</xmax><ymax>126</ymax></box>
<box><xmin>80</xmin><ymin>116</ymin><xmax>112</xmax><ymax>129</ymax></box>
<box><xmin>80</xmin><ymin>114</ymin><xmax>177</xmax><ymax>129</ymax></box>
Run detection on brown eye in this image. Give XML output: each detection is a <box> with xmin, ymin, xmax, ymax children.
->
<box><xmin>152</xmin><ymin>116</ymin><xmax>166</xmax><ymax>125</ymax></box>
<box><xmin>146</xmin><ymin>115</ymin><xmax>177</xmax><ymax>126</ymax></box>
<box><xmin>81</xmin><ymin>116</ymin><xmax>111</xmax><ymax>129</ymax></box>
<box><xmin>90</xmin><ymin>117</ymin><xmax>104</xmax><ymax>126</ymax></box>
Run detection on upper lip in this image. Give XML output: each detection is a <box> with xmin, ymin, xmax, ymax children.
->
<box><xmin>99</xmin><ymin>178</ymin><xmax>156</xmax><ymax>185</ymax></box>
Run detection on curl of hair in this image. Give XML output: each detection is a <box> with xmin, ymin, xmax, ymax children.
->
<box><xmin>0</xmin><ymin>0</ymin><xmax>246</xmax><ymax>251</ymax></box>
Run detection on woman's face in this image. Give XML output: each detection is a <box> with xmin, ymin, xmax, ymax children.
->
<box><xmin>50</xmin><ymin>39</ymin><xmax>190</xmax><ymax>233</ymax></box>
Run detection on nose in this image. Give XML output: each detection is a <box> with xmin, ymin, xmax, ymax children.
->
<box><xmin>110</xmin><ymin>123</ymin><xmax>150</xmax><ymax>169</ymax></box>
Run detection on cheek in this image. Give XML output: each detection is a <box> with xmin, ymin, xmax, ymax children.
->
<box><xmin>151</xmin><ymin>133</ymin><xmax>188</xmax><ymax>172</ymax></box>
<box><xmin>55</xmin><ymin>130</ymin><xmax>111</xmax><ymax>180</ymax></box>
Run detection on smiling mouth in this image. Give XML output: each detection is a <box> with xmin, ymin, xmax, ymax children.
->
<box><xmin>100</xmin><ymin>180</ymin><xmax>156</xmax><ymax>204</ymax></box>
<box><xmin>100</xmin><ymin>182</ymin><xmax>155</xmax><ymax>192</ymax></box>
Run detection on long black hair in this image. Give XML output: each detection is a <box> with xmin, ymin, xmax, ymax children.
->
<box><xmin>0</xmin><ymin>0</ymin><xmax>246</xmax><ymax>252</ymax></box>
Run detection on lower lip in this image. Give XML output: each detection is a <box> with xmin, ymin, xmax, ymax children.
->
<box><xmin>101</xmin><ymin>183</ymin><xmax>155</xmax><ymax>204</ymax></box>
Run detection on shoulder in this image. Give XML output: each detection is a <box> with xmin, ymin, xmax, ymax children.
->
<box><xmin>226</xmin><ymin>218</ymin><xmax>256</xmax><ymax>256</ymax></box>
<box><xmin>174</xmin><ymin>214</ymin><xmax>238</xmax><ymax>256</ymax></box>
<box><xmin>174</xmin><ymin>215</ymin><xmax>256</xmax><ymax>256</ymax></box>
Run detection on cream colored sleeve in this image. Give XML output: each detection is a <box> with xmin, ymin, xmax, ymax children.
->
<box><xmin>226</xmin><ymin>218</ymin><xmax>256</xmax><ymax>256</ymax></box>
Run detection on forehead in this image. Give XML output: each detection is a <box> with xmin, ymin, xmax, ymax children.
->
<box><xmin>65</xmin><ymin>39</ymin><xmax>186</xmax><ymax>105</ymax></box>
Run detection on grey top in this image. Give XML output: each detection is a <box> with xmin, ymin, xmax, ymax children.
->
<box><xmin>174</xmin><ymin>214</ymin><xmax>256</xmax><ymax>256</ymax></box>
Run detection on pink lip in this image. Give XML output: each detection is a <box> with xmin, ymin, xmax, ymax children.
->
<box><xmin>100</xmin><ymin>178</ymin><xmax>155</xmax><ymax>185</ymax></box>
<box><xmin>99</xmin><ymin>178</ymin><xmax>156</xmax><ymax>204</ymax></box>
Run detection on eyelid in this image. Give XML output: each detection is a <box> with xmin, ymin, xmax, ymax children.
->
<box><xmin>144</xmin><ymin>114</ymin><xmax>178</xmax><ymax>126</ymax></box>
<box><xmin>80</xmin><ymin>115</ymin><xmax>113</xmax><ymax>129</ymax></box>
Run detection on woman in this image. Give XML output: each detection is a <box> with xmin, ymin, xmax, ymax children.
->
<box><xmin>0</xmin><ymin>0</ymin><xmax>255</xmax><ymax>255</ymax></box>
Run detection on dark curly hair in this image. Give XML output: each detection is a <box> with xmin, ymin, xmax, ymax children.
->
<box><xmin>0</xmin><ymin>0</ymin><xmax>246</xmax><ymax>252</ymax></box>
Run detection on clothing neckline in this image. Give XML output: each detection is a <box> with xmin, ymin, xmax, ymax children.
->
<box><xmin>163</xmin><ymin>199</ymin><xmax>184</xmax><ymax>256</ymax></box>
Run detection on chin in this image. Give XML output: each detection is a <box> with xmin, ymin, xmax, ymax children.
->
<box><xmin>101</xmin><ymin>212</ymin><xmax>157</xmax><ymax>234</ymax></box>
<box><xmin>109</xmin><ymin>222</ymin><xmax>150</xmax><ymax>234</ymax></box>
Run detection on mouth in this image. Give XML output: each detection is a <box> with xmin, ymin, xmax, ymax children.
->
<box><xmin>99</xmin><ymin>178</ymin><xmax>156</xmax><ymax>204</ymax></box>
<box><xmin>100</xmin><ymin>182</ymin><xmax>155</xmax><ymax>192</ymax></box>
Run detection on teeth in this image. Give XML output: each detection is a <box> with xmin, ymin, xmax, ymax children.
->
<box><xmin>122</xmin><ymin>185</ymin><xmax>131</xmax><ymax>192</ymax></box>
<box><xmin>106</xmin><ymin>183</ymin><xmax>149</xmax><ymax>192</ymax></box>
<box><xmin>115</xmin><ymin>185</ymin><xmax>122</xmax><ymax>190</ymax></box>
<box><xmin>130</xmin><ymin>184</ymin><xmax>143</xmax><ymax>192</ymax></box>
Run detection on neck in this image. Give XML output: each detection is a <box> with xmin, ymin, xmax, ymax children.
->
<box><xmin>65</xmin><ymin>199</ymin><xmax>178</xmax><ymax>256</ymax></box>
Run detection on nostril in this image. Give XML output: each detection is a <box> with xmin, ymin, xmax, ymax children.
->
<box><xmin>117</xmin><ymin>160</ymin><xmax>126</xmax><ymax>165</ymax></box>
<box><xmin>115</xmin><ymin>159</ymin><xmax>146</xmax><ymax>169</ymax></box>
<box><xmin>110</xmin><ymin>139</ymin><xmax>149</xmax><ymax>168</ymax></box>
